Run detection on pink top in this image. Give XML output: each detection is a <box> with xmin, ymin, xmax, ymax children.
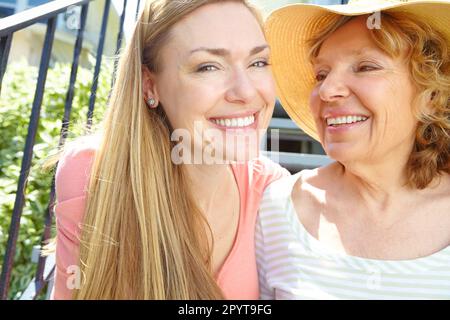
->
<box><xmin>51</xmin><ymin>142</ymin><xmax>289</xmax><ymax>300</ymax></box>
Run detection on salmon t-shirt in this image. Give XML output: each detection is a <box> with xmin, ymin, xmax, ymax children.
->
<box><xmin>51</xmin><ymin>142</ymin><xmax>290</xmax><ymax>299</ymax></box>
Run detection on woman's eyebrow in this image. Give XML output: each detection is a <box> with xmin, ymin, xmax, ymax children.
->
<box><xmin>188</xmin><ymin>45</ymin><xmax>270</xmax><ymax>57</ymax></box>
<box><xmin>312</xmin><ymin>47</ymin><xmax>382</xmax><ymax>64</ymax></box>
<box><xmin>249</xmin><ymin>45</ymin><xmax>270</xmax><ymax>55</ymax></box>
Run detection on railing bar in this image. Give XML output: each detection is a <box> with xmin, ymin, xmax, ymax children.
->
<box><xmin>33</xmin><ymin>256</ymin><xmax>55</xmax><ymax>300</ymax></box>
<box><xmin>61</xmin><ymin>2</ymin><xmax>89</xmax><ymax>145</ymax></box>
<box><xmin>19</xmin><ymin>253</ymin><xmax>55</xmax><ymax>300</ymax></box>
<box><xmin>86</xmin><ymin>0</ymin><xmax>111</xmax><ymax>129</ymax></box>
<box><xmin>33</xmin><ymin>3</ymin><xmax>90</xmax><ymax>292</ymax></box>
<box><xmin>0</xmin><ymin>34</ymin><xmax>13</xmax><ymax>95</ymax></box>
<box><xmin>0</xmin><ymin>0</ymin><xmax>91</xmax><ymax>38</ymax></box>
<box><xmin>18</xmin><ymin>278</ymin><xmax>38</xmax><ymax>300</ymax></box>
<box><xmin>32</xmin><ymin>181</ymin><xmax>56</xmax><ymax>289</ymax></box>
<box><xmin>135</xmin><ymin>0</ymin><xmax>141</xmax><ymax>21</ymax></box>
<box><xmin>0</xmin><ymin>16</ymin><xmax>57</xmax><ymax>300</ymax></box>
<box><xmin>44</xmin><ymin>264</ymin><xmax>55</xmax><ymax>300</ymax></box>
<box><xmin>111</xmin><ymin>0</ymin><xmax>127</xmax><ymax>87</ymax></box>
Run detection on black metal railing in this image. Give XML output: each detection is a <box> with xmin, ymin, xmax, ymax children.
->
<box><xmin>0</xmin><ymin>0</ymin><xmax>138</xmax><ymax>300</ymax></box>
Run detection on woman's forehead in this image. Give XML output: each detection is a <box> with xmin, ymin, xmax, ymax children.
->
<box><xmin>322</xmin><ymin>17</ymin><xmax>371</xmax><ymax>46</ymax></box>
<box><xmin>166</xmin><ymin>2</ymin><xmax>265</xmax><ymax>51</ymax></box>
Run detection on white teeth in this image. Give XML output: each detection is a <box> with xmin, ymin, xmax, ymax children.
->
<box><xmin>212</xmin><ymin>115</ymin><xmax>255</xmax><ymax>128</ymax></box>
<box><xmin>346</xmin><ymin>116</ymin><xmax>352</xmax><ymax>124</ymax></box>
<box><xmin>326</xmin><ymin>115</ymin><xmax>367</xmax><ymax>126</ymax></box>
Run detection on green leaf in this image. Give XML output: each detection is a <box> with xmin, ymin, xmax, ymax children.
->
<box><xmin>0</xmin><ymin>60</ymin><xmax>111</xmax><ymax>299</ymax></box>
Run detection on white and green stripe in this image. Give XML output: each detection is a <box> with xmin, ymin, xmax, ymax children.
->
<box><xmin>256</xmin><ymin>174</ymin><xmax>450</xmax><ymax>300</ymax></box>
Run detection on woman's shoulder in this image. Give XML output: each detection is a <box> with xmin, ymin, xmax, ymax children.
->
<box><xmin>231</xmin><ymin>155</ymin><xmax>290</xmax><ymax>192</ymax></box>
<box><xmin>55</xmin><ymin>135</ymin><xmax>100</xmax><ymax>202</ymax></box>
<box><xmin>260</xmin><ymin>169</ymin><xmax>299</xmax><ymax>207</ymax></box>
<box><xmin>262</xmin><ymin>163</ymin><xmax>326</xmax><ymax>195</ymax></box>
<box><xmin>295</xmin><ymin>162</ymin><xmax>339</xmax><ymax>190</ymax></box>
<box><xmin>262</xmin><ymin>162</ymin><xmax>339</xmax><ymax>207</ymax></box>
<box><xmin>248</xmin><ymin>155</ymin><xmax>291</xmax><ymax>185</ymax></box>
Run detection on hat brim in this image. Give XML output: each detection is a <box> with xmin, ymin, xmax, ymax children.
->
<box><xmin>265</xmin><ymin>1</ymin><xmax>450</xmax><ymax>141</ymax></box>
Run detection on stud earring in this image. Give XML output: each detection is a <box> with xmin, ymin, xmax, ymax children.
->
<box><xmin>147</xmin><ymin>97</ymin><xmax>156</xmax><ymax>108</ymax></box>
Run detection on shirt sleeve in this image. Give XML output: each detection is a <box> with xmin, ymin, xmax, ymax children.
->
<box><xmin>50</xmin><ymin>144</ymin><xmax>96</xmax><ymax>300</ymax></box>
<box><xmin>255</xmin><ymin>208</ymin><xmax>275</xmax><ymax>300</ymax></box>
<box><xmin>249</xmin><ymin>156</ymin><xmax>288</xmax><ymax>299</ymax></box>
<box><xmin>250</xmin><ymin>155</ymin><xmax>291</xmax><ymax>190</ymax></box>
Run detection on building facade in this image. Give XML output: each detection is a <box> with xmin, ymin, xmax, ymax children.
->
<box><xmin>0</xmin><ymin>0</ymin><xmax>121</xmax><ymax>68</ymax></box>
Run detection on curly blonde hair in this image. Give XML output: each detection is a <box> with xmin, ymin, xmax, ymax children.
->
<box><xmin>309</xmin><ymin>12</ymin><xmax>450</xmax><ymax>189</ymax></box>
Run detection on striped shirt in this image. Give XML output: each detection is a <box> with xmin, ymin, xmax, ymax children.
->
<box><xmin>256</xmin><ymin>173</ymin><xmax>450</xmax><ymax>300</ymax></box>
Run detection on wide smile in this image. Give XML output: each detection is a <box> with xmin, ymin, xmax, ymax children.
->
<box><xmin>326</xmin><ymin>115</ymin><xmax>368</xmax><ymax>126</ymax></box>
<box><xmin>209</xmin><ymin>111</ymin><xmax>259</xmax><ymax>130</ymax></box>
<box><xmin>325</xmin><ymin>114</ymin><xmax>369</xmax><ymax>132</ymax></box>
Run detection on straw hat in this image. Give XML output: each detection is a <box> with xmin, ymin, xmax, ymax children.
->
<box><xmin>265</xmin><ymin>0</ymin><xmax>450</xmax><ymax>141</ymax></box>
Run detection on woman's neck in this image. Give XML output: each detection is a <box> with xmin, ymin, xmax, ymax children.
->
<box><xmin>336</xmin><ymin>154</ymin><xmax>418</xmax><ymax>224</ymax></box>
<box><xmin>339</xmin><ymin>145</ymin><xmax>414</xmax><ymax>203</ymax></box>
<box><xmin>184</xmin><ymin>163</ymin><xmax>235</xmax><ymax>216</ymax></box>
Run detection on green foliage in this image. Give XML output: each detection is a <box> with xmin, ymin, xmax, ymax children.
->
<box><xmin>0</xmin><ymin>60</ymin><xmax>111</xmax><ymax>299</ymax></box>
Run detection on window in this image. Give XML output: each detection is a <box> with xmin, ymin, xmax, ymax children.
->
<box><xmin>28</xmin><ymin>0</ymin><xmax>51</xmax><ymax>6</ymax></box>
<box><xmin>0</xmin><ymin>0</ymin><xmax>15</xmax><ymax>17</ymax></box>
<box><xmin>0</xmin><ymin>6</ymin><xmax>14</xmax><ymax>17</ymax></box>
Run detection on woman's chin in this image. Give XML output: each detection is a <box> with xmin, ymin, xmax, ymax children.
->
<box><xmin>324</xmin><ymin>143</ymin><xmax>362</xmax><ymax>163</ymax></box>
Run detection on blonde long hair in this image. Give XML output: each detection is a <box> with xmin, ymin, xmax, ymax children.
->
<box><xmin>66</xmin><ymin>0</ymin><xmax>262</xmax><ymax>299</ymax></box>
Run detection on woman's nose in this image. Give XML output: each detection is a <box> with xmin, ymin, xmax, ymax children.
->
<box><xmin>318</xmin><ymin>70</ymin><xmax>350</xmax><ymax>103</ymax></box>
<box><xmin>225</xmin><ymin>68</ymin><xmax>257</xmax><ymax>105</ymax></box>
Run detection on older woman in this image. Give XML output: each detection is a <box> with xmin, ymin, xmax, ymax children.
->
<box><xmin>257</xmin><ymin>0</ymin><xmax>450</xmax><ymax>299</ymax></box>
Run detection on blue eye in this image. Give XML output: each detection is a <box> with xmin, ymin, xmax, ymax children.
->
<box><xmin>196</xmin><ymin>64</ymin><xmax>219</xmax><ymax>72</ymax></box>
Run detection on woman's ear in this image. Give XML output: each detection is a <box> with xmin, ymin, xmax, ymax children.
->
<box><xmin>418</xmin><ymin>90</ymin><xmax>437</xmax><ymax>116</ymax></box>
<box><xmin>430</xmin><ymin>91</ymin><xmax>436</xmax><ymax>101</ymax></box>
<box><xmin>142</xmin><ymin>66</ymin><xmax>159</xmax><ymax>108</ymax></box>
<box><xmin>424</xmin><ymin>90</ymin><xmax>437</xmax><ymax>114</ymax></box>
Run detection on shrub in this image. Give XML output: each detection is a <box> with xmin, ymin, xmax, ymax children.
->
<box><xmin>0</xmin><ymin>60</ymin><xmax>112</xmax><ymax>299</ymax></box>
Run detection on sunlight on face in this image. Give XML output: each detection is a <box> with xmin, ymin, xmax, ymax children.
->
<box><xmin>152</xmin><ymin>2</ymin><xmax>276</xmax><ymax>163</ymax></box>
<box><xmin>309</xmin><ymin>16</ymin><xmax>418</xmax><ymax>164</ymax></box>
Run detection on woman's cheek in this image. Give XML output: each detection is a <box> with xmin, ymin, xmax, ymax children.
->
<box><xmin>309</xmin><ymin>89</ymin><xmax>321</xmax><ymax>120</ymax></box>
<box><xmin>309</xmin><ymin>89</ymin><xmax>325</xmax><ymax>140</ymax></box>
